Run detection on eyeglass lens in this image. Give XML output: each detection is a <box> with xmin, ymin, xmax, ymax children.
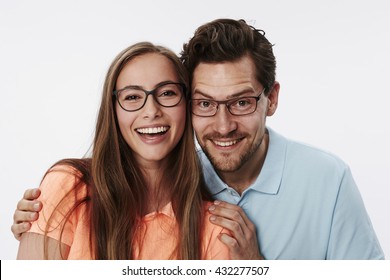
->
<box><xmin>116</xmin><ymin>83</ymin><xmax>184</xmax><ymax>111</ymax></box>
<box><xmin>191</xmin><ymin>96</ymin><xmax>260</xmax><ymax>116</ymax></box>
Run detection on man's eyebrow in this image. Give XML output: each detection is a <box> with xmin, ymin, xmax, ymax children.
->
<box><xmin>192</xmin><ymin>88</ymin><xmax>256</xmax><ymax>99</ymax></box>
<box><xmin>192</xmin><ymin>89</ymin><xmax>213</xmax><ymax>99</ymax></box>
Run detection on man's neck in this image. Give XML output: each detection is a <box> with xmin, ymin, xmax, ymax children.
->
<box><xmin>217</xmin><ymin>132</ymin><xmax>269</xmax><ymax>196</ymax></box>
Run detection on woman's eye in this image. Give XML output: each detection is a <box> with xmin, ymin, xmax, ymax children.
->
<box><xmin>124</xmin><ymin>95</ymin><xmax>139</xmax><ymax>100</ymax></box>
<box><xmin>160</xmin><ymin>90</ymin><xmax>177</xmax><ymax>97</ymax></box>
<box><xmin>123</xmin><ymin>93</ymin><xmax>143</xmax><ymax>102</ymax></box>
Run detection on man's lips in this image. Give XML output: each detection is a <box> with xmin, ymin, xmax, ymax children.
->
<box><xmin>213</xmin><ymin>139</ymin><xmax>239</xmax><ymax>147</ymax></box>
<box><xmin>209</xmin><ymin>137</ymin><xmax>244</xmax><ymax>148</ymax></box>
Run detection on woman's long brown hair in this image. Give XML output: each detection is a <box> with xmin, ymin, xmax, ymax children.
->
<box><xmin>42</xmin><ymin>42</ymin><xmax>210</xmax><ymax>259</ymax></box>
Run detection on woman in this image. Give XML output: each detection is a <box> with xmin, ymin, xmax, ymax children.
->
<box><xmin>16</xmin><ymin>42</ymin><xmax>229</xmax><ymax>260</ymax></box>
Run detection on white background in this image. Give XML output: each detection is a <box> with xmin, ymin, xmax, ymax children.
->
<box><xmin>0</xmin><ymin>0</ymin><xmax>389</xmax><ymax>260</ymax></box>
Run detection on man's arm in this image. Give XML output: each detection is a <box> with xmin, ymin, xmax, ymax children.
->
<box><xmin>11</xmin><ymin>188</ymin><xmax>42</xmax><ymax>240</ymax></box>
<box><xmin>208</xmin><ymin>200</ymin><xmax>264</xmax><ymax>260</ymax></box>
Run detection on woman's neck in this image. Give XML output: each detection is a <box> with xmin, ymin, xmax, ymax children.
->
<box><xmin>140</xmin><ymin>161</ymin><xmax>171</xmax><ymax>215</ymax></box>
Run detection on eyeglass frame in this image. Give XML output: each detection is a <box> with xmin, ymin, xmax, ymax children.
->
<box><xmin>113</xmin><ymin>82</ymin><xmax>186</xmax><ymax>112</ymax></box>
<box><xmin>190</xmin><ymin>88</ymin><xmax>265</xmax><ymax>117</ymax></box>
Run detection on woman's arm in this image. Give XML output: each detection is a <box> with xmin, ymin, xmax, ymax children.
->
<box><xmin>17</xmin><ymin>232</ymin><xmax>70</xmax><ymax>259</ymax></box>
<box><xmin>15</xmin><ymin>163</ymin><xmax>88</xmax><ymax>259</ymax></box>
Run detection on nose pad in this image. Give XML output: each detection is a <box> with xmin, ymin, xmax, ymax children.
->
<box><xmin>142</xmin><ymin>95</ymin><xmax>161</xmax><ymax>118</ymax></box>
<box><xmin>214</xmin><ymin>105</ymin><xmax>237</xmax><ymax>134</ymax></box>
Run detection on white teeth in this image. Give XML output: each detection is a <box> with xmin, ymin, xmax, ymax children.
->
<box><xmin>136</xmin><ymin>127</ymin><xmax>168</xmax><ymax>134</ymax></box>
<box><xmin>214</xmin><ymin>140</ymin><xmax>238</xmax><ymax>147</ymax></box>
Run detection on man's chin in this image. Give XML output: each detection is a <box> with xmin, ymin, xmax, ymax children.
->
<box><xmin>202</xmin><ymin>146</ymin><xmax>243</xmax><ymax>172</ymax></box>
<box><xmin>209</xmin><ymin>157</ymin><xmax>242</xmax><ymax>173</ymax></box>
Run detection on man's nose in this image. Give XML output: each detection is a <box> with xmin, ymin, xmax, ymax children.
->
<box><xmin>213</xmin><ymin>105</ymin><xmax>237</xmax><ymax>135</ymax></box>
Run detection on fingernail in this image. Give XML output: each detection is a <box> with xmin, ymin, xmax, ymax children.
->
<box><xmin>33</xmin><ymin>203</ymin><xmax>40</xmax><ymax>211</ymax></box>
<box><xmin>209</xmin><ymin>215</ymin><xmax>216</xmax><ymax>221</ymax></box>
<box><xmin>30</xmin><ymin>212</ymin><xmax>37</xmax><ymax>219</ymax></box>
<box><xmin>209</xmin><ymin>205</ymin><xmax>215</xmax><ymax>211</ymax></box>
<box><xmin>214</xmin><ymin>200</ymin><xmax>221</xmax><ymax>205</ymax></box>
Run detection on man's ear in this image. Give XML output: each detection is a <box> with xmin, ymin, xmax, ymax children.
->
<box><xmin>266</xmin><ymin>82</ymin><xmax>280</xmax><ymax>116</ymax></box>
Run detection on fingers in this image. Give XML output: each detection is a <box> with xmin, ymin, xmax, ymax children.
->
<box><xmin>11</xmin><ymin>222</ymin><xmax>32</xmax><ymax>241</ymax></box>
<box><xmin>209</xmin><ymin>200</ymin><xmax>262</xmax><ymax>259</ymax></box>
<box><xmin>12</xmin><ymin>188</ymin><xmax>42</xmax><ymax>240</ymax></box>
<box><xmin>23</xmin><ymin>188</ymin><xmax>41</xmax><ymax>200</ymax></box>
<box><xmin>17</xmin><ymin>196</ymin><xmax>43</xmax><ymax>213</ymax></box>
<box><xmin>12</xmin><ymin>208</ymin><xmax>40</xmax><ymax>240</ymax></box>
<box><xmin>14</xmin><ymin>188</ymin><xmax>42</xmax><ymax>212</ymax></box>
<box><xmin>218</xmin><ymin>232</ymin><xmax>239</xmax><ymax>249</ymax></box>
<box><xmin>211</xmin><ymin>200</ymin><xmax>253</xmax><ymax>228</ymax></box>
<box><xmin>208</xmin><ymin>201</ymin><xmax>253</xmax><ymax>237</ymax></box>
<box><xmin>209</xmin><ymin>206</ymin><xmax>245</xmax><ymax>237</ymax></box>
<box><xmin>217</xmin><ymin>232</ymin><xmax>261</xmax><ymax>260</ymax></box>
<box><xmin>13</xmin><ymin>209</ymin><xmax>39</xmax><ymax>224</ymax></box>
<box><xmin>209</xmin><ymin>206</ymin><xmax>252</xmax><ymax>253</ymax></box>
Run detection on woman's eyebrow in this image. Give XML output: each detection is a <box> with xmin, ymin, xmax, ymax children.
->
<box><xmin>118</xmin><ymin>80</ymin><xmax>178</xmax><ymax>91</ymax></box>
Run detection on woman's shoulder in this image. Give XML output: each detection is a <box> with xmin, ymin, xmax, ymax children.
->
<box><xmin>47</xmin><ymin>158</ymin><xmax>92</xmax><ymax>177</ymax></box>
<box><xmin>40</xmin><ymin>158</ymin><xmax>92</xmax><ymax>195</ymax></box>
<box><xmin>202</xmin><ymin>201</ymin><xmax>213</xmax><ymax>210</ymax></box>
<box><xmin>200</xmin><ymin>200</ymin><xmax>231</xmax><ymax>259</ymax></box>
<box><xmin>201</xmin><ymin>201</ymin><xmax>220</xmax><ymax>229</ymax></box>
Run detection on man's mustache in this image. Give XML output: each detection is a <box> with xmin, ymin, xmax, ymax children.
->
<box><xmin>203</xmin><ymin>132</ymin><xmax>247</xmax><ymax>140</ymax></box>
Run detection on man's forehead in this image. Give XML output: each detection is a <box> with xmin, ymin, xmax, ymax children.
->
<box><xmin>192</xmin><ymin>56</ymin><xmax>256</xmax><ymax>83</ymax></box>
<box><xmin>192</xmin><ymin>82</ymin><xmax>256</xmax><ymax>98</ymax></box>
<box><xmin>191</xmin><ymin>58</ymin><xmax>259</xmax><ymax>99</ymax></box>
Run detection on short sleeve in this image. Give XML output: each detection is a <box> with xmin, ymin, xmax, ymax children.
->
<box><xmin>29</xmin><ymin>165</ymin><xmax>88</xmax><ymax>247</ymax></box>
<box><xmin>326</xmin><ymin>166</ymin><xmax>384</xmax><ymax>259</ymax></box>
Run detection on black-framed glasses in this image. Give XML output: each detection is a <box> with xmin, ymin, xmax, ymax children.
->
<box><xmin>113</xmin><ymin>82</ymin><xmax>186</xmax><ymax>112</ymax></box>
<box><xmin>190</xmin><ymin>89</ymin><xmax>265</xmax><ymax>117</ymax></box>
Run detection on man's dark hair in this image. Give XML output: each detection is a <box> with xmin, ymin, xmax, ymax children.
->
<box><xmin>181</xmin><ymin>18</ymin><xmax>276</xmax><ymax>95</ymax></box>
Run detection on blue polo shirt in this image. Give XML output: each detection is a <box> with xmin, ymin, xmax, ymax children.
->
<box><xmin>198</xmin><ymin>127</ymin><xmax>384</xmax><ymax>259</ymax></box>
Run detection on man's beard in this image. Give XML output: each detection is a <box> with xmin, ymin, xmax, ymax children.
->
<box><xmin>200</xmin><ymin>132</ymin><xmax>263</xmax><ymax>173</ymax></box>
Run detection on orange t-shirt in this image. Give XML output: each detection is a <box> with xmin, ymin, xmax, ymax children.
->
<box><xmin>28</xmin><ymin>166</ymin><xmax>230</xmax><ymax>259</ymax></box>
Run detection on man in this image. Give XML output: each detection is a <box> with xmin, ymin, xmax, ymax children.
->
<box><xmin>12</xmin><ymin>19</ymin><xmax>384</xmax><ymax>259</ymax></box>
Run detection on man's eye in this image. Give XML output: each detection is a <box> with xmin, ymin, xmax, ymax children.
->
<box><xmin>199</xmin><ymin>100</ymin><xmax>211</xmax><ymax>108</ymax></box>
<box><xmin>233</xmin><ymin>98</ymin><xmax>253</xmax><ymax>107</ymax></box>
<box><xmin>238</xmin><ymin>99</ymin><xmax>250</xmax><ymax>106</ymax></box>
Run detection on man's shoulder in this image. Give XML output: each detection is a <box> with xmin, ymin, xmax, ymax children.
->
<box><xmin>292</xmin><ymin>140</ymin><xmax>346</xmax><ymax>166</ymax></box>
<box><xmin>269</xmin><ymin>128</ymin><xmax>349</xmax><ymax>173</ymax></box>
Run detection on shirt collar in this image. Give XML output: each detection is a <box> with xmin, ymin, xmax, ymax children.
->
<box><xmin>198</xmin><ymin>149</ymin><xmax>228</xmax><ymax>195</ymax></box>
<box><xmin>249</xmin><ymin>127</ymin><xmax>286</xmax><ymax>195</ymax></box>
<box><xmin>142</xmin><ymin>202</ymin><xmax>175</xmax><ymax>221</ymax></box>
<box><xmin>199</xmin><ymin>127</ymin><xmax>287</xmax><ymax>196</ymax></box>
